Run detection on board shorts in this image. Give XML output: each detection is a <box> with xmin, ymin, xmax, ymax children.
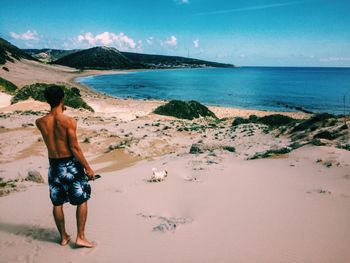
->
<box><xmin>48</xmin><ymin>156</ymin><xmax>91</xmax><ymax>206</ymax></box>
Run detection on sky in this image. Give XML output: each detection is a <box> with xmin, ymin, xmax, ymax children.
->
<box><xmin>0</xmin><ymin>0</ymin><xmax>349</xmax><ymax>67</ymax></box>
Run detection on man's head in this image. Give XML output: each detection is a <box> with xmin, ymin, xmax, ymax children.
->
<box><xmin>44</xmin><ymin>85</ymin><xmax>64</xmax><ymax>108</ymax></box>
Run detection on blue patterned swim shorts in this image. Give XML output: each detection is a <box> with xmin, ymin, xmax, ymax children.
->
<box><xmin>48</xmin><ymin>156</ymin><xmax>91</xmax><ymax>206</ymax></box>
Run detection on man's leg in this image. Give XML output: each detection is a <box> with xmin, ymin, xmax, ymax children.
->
<box><xmin>75</xmin><ymin>201</ymin><xmax>94</xmax><ymax>248</ymax></box>
<box><xmin>53</xmin><ymin>205</ymin><xmax>71</xmax><ymax>246</ymax></box>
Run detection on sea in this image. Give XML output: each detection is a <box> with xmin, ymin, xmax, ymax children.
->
<box><xmin>76</xmin><ymin>67</ymin><xmax>350</xmax><ymax>114</ymax></box>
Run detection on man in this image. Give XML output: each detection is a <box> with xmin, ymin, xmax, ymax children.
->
<box><xmin>36</xmin><ymin>85</ymin><xmax>95</xmax><ymax>248</ymax></box>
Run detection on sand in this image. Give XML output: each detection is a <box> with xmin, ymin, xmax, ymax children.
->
<box><xmin>0</xmin><ymin>59</ymin><xmax>349</xmax><ymax>263</ymax></box>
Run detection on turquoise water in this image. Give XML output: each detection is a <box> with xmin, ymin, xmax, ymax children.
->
<box><xmin>77</xmin><ymin>67</ymin><xmax>350</xmax><ymax>114</ymax></box>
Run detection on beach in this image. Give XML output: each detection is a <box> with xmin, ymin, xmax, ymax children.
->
<box><xmin>1</xmin><ymin>59</ymin><xmax>350</xmax><ymax>263</ymax></box>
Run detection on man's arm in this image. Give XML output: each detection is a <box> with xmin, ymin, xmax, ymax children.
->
<box><xmin>67</xmin><ymin>118</ymin><xmax>95</xmax><ymax>178</ymax></box>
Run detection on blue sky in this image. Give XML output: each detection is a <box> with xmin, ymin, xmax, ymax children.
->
<box><xmin>0</xmin><ymin>0</ymin><xmax>349</xmax><ymax>66</ymax></box>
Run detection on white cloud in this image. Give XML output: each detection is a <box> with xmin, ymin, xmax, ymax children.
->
<box><xmin>76</xmin><ymin>31</ymin><xmax>137</xmax><ymax>50</ymax></box>
<box><xmin>10</xmin><ymin>30</ymin><xmax>39</xmax><ymax>41</ymax></box>
<box><xmin>146</xmin><ymin>37</ymin><xmax>154</xmax><ymax>45</ymax></box>
<box><xmin>193</xmin><ymin>39</ymin><xmax>200</xmax><ymax>48</ymax></box>
<box><xmin>162</xmin><ymin>35</ymin><xmax>177</xmax><ymax>47</ymax></box>
<box><xmin>319</xmin><ymin>57</ymin><xmax>350</xmax><ymax>62</ymax></box>
<box><xmin>137</xmin><ymin>40</ymin><xmax>143</xmax><ymax>50</ymax></box>
<box><xmin>176</xmin><ymin>0</ymin><xmax>189</xmax><ymax>4</ymax></box>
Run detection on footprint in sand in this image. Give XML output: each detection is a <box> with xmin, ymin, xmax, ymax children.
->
<box><xmin>184</xmin><ymin>176</ymin><xmax>201</xmax><ymax>182</ymax></box>
<box><xmin>306</xmin><ymin>188</ymin><xmax>332</xmax><ymax>195</ymax></box>
<box><xmin>137</xmin><ymin>213</ymin><xmax>193</xmax><ymax>233</ymax></box>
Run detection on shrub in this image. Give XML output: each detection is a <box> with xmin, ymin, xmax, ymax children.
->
<box><xmin>289</xmin><ymin>142</ymin><xmax>303</xmax><ymax>149</ymax></box>
<box><xmin>249</xmin><ymin>147</ymin><xmax>291</xmax><ymax>160</ymax></box>
<box><xmin>232</xmin><ymin>114</ymin><xmax>297</xmax><ymax>128</ymax></box>
<box><xmin>2</xmin><ymin>66</ymin><xmax>9</xmax><ymax>72</ymax></box>
<box><xmin>292</xmin><ymin>113</ymin><xmax>334</xmax><ymax>132</ymax></box>
<box><xmin>313</xmin><ymin>130</ymin><xmax>339</xmax><ymax>140</ymax></box>
<box><xmin>11</xmin><ymin>83</ymin><xmax>93</xmax><ymax>111</ymax></box>
<box><xmin>337</xmin><ymin>144</ymin><xmax>350</xmax><ymax>151</ymax></box>
<box><xmin>232</xmin><ymin>117</ymin><xmax>249</xmax><ymax>126</ymax></box>
<box><xmin>249</xmin><ymin>115</ymin><xmax>258</xmax><ymax>122</ymax></box>
<box><xmin>340</xmin><ymin>124</ymin><xmax>348</xmax><ymax>130</ymax></box>
<box><xmin>309</xmin><ymin>138</ymin><xmax>324</xmax><ymax>146</ymax></box>
<box><xmin>154</xmin><ymin>100</ymin><xmax>217</xmax><ymax>120</ymax></box>
<box><xmin>71</xmin><ymin>87</ymin><xmax>81</xmax><ymax>96</ymax></box>
<box><xmin>328</xmin><ymin>119</ymin><xmax>337</xmax><ymax>126</ymax></box>
<box><xmin>223</xmin><ymin>146</ymin><xmax>235</xmax><ymax>152</ymax></box>
<box><xmin>0</xmin><ymin>77</ymin><xmax>17</xmax><ymax>94</ymax></box>
<box><xmin>189</xmin><ymin>144</ymin><xmax>205</xmax><ymax>154</ymax></box>
<box><xmin>257</xmin><ymin>114</ymin><xmax>296</xmax><ymax>127</ymax></box>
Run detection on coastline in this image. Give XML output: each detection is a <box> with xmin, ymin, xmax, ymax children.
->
<box><xmin>0</xmin><ymin>59</ymin><xmax>311</xmax><ymax>119</ymax></box>
<box><xmin>69</xmin><ymin>68</ymin><xmax>311</xmax><ymax>120</ymax></box>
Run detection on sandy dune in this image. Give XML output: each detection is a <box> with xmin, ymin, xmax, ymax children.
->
<box><xmin>0</xmin><ymin>147</ymin><xmax>350</xmax><ymax>263</ymax></box>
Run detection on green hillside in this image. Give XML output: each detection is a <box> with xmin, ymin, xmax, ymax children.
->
<box><xmin>121</xmin><ymin>51</ymin><xmax>235</xmax><ymax>68</ymax></box>
<box><xmin>23</xmin><ymin>48</ymin><xmax>79</xmax><ymax>63</ymax></box>
<box><xmin>0</xmin><ymin>37</ymin><xmax>35</xmax><ymax>65</ymax></box>
<box><xmin>53</xmin><ymin>46</ymin><xmax>142</xmax><ymax>69</ymax></box>
<box><xmin>24</xmin><ymin>46</ymin><xmax>235</xmax><ymax>69</ymax></box>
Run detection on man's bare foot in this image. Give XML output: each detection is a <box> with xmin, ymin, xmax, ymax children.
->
<box><xmin>75</xmin><ymin>237</ymin><xmax>95</xmax><ymax>248</ymax></box>
<box><xmin>60</xmin><ymin>234</ymin><xmax>71</xmax><ymax>246</ymax></box>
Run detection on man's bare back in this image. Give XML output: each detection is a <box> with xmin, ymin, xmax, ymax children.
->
<box><xmin>36</xmin><ymin>112</ymin><xmax>74</xmax><ymax>158</ymax></box>
<box><xmin>36</xmin><ymin>111</ymin><xmax>94</xmax><ymax>177</ymax></box>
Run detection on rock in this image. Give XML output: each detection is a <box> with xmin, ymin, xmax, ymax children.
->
<box><xmin>26</xmin><ymin>170</ymin><xmax>45</xmax><ymax>184</ymax></box>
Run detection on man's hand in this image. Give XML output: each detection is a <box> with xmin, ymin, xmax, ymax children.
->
<box><xmin>85</xmin><ymin>167</ymin><xmax>95</xmax><ymax>180</ymax></box>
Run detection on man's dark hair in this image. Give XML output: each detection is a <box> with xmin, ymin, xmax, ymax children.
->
<box><xmin>44</xmin><ymin>85</ymin><xmax>64</xmax><ymax>108</ymax></box>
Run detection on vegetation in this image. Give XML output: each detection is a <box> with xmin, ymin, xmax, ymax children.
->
<box><xmin>53</xmin><ymin>46</ymin><xmax>142</xmax><ymax>69</ymax></box>
<box><xmin>313</xmin><ymin>130</ymin><xmax>340</xmax><ymax>140</ymax></box>
<box><xmin>257</xmin><ymin>114</ymin><xmax>296</xmax><ymax>127</ymax></box>
<box><xmin>223</xmin><ymin>146</ymin><xmax>236</xmax><ymax>152</ymax></box>
<box><xmin>292</xmin><ymin>113</ymin><xmax>334</xmax><ymax>132</ymax></box>
<box><xmin>337</xmin><ymin>144</ymin><xmax>350</xmax><ymax>151</ymax></box>
<box><xmin>189</xmin><ymin>144</ymin><xmax>205</xmax><ymax>154</ymax></box>
<box><xmin>232</xmin><ymin>114</ymin><xmax>297</xmax><ymax>127</ymax></box>
<box><xmin>309</xmin><ymin>138</ymin><xmax>324</xmax><ymax>146</ymax></box>
<box><xmin>249</xmin><ymin>147</ymin><xmax>292</xmax><ymax>160</ymax></box>
<box><xmin>189</xmin><ymin>143</ymin><xmax>236</xmax><ymax>154</ymax></box>
<box><xmin>154</xmin><ymin>100</ymin><xmax>217</xmax><ymax>120</ymax></box>
<box><xmin>23</xmin><ymin>48</ymin><xmax>79</xmax><ymax>63</ymax></box>
<box><xmin>11</xmin><ymin>83</ymin><xmax>93</xmax><ymax>111</ymax></box>
<box><xmin>25</xmin><ymin>47</ymin><xmax>235</xmax><ymax>68</ymax></box>
<box><xmin>121</xmin><ymin>51</ymin><xmax>235</xmax><ymax>68</ymax></box>
<box><xmin>0</xmin><ymin>77</ymin><xmax>18</xmax><ymax>94</ymax></box>
<box><xmin>0</xmin><ymin>37</ymin><xmax>35</xmax><ymax>65</ymax></box>
<box><xmin>232</xmin><ymin>117</ymin><xmax>250</xmax><ymax>126</ymax></box>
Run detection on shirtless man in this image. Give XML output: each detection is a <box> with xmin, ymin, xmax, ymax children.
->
<box><xmin>36</xmin><ymin>85</ymin><xmax>95</xmax><ymax>248</ymax></box>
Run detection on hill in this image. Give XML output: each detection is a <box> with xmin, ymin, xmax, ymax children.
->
<box><xmin>53</xmin><ymin>46</ymin><xmax>142</xmax><ymax>69</ymax></box>
<box><xmin>23</xmin><ymin>48</ymin><xmax>78</xmax><ymax>63</ymax></box>
<box><xmin>0</xmin><ymin>37</ymin><xmax>35</xmax><ymax>65</ymax></box>
<box><xmin>121</xmin><ymin>51</ymin><xmax>235</xmax><ymax>68</ymax></box>
<box><xmin>25</xmin><ymin>46</ymin><xmax>235</xmax><ymax>69</ymax></box>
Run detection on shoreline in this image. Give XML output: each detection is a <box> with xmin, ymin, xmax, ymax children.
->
<box><xmin>0</xmin><ymin>59</ymin><xmax>312</xmax><ymax>118</ymax></box>
<box><xmin>69</xmin><ymin>68</ymin><xmax>311</xmax><ymax>120</ymax></box>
